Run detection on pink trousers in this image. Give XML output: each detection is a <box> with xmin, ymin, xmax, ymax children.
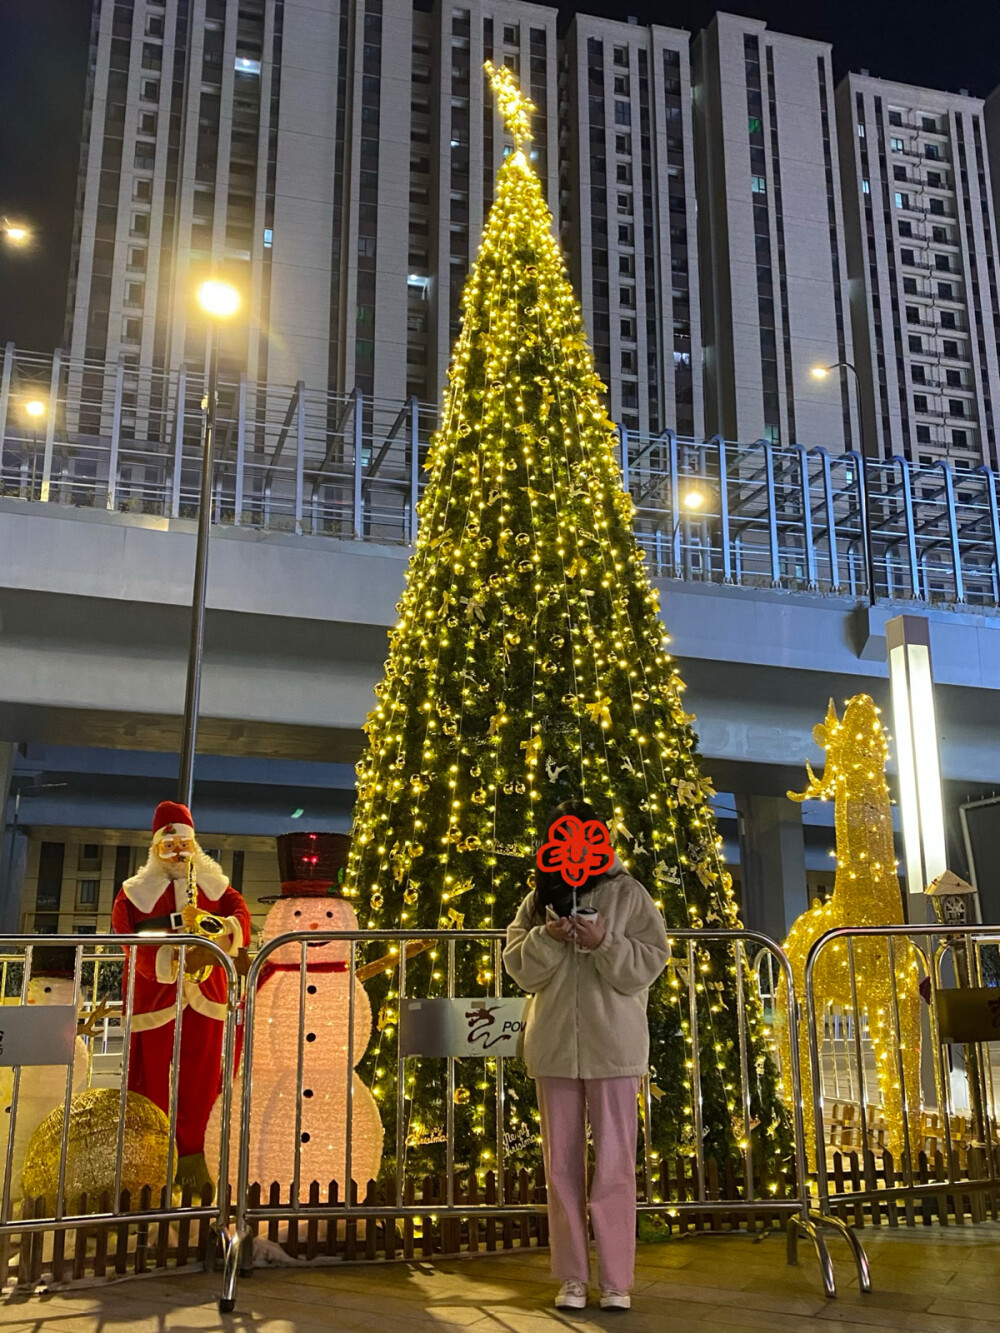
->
<box><xmin>536</xmin><ymin>1075</ymin><xmax>639</xmax><ymax>1292</ymax></box>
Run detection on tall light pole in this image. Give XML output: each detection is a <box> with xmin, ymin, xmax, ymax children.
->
<box><xmin>177</xmin><ymin>279</ymin><xmax>240</xmax><ymax>808</ymax></box>
<box><xmin>811</xmin><ymin>360</ymin><xmax>876</xmax><ymax>606</ymax></box>
<box><xmin>23</xmin><ymin>397</ymin><xmax>46</xmax><ymax>493</ymax></box>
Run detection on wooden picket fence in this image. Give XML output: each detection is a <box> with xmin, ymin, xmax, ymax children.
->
<box><xmin>2</xmin><ymin>1183</ymin><xmax>217</xmax><ymax>1290</ymax></box>
<box><xmin>824</xmin><ymin>1146</ymin><xmax>1000</xmax><ymax>1230</ymax></box>
<box><xmin>3</xmin><ymin>1147</ymin><xmax>998</xmax><ymax>1290</ymax></box>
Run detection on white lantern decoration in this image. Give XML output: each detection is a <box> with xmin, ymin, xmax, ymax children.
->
<box><xmin>206</xmin><ymin>890</ymin><xmax>383</xmax><ymax>1195</ymax></box>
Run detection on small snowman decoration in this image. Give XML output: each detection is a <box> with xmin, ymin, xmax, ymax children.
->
<box><xmin>0</xmin><ymin>948</ymin><xmax>89</xmax><ymax>1203</ymax></box>
<box><xmin>206</xmin><ymin>834</ymin><xmax>382</xmax><ymax>1194</ymax></box>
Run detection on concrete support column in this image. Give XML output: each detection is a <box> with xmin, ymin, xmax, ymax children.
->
<box><xmin>736</xmin><ymin>794</ymin><xmax>808</xmax><ymax>943</ymax></box>
<box><xmin>0</xmin><ymin>744</ymin><xmax>26</xmax><ymax>932</ymax></box>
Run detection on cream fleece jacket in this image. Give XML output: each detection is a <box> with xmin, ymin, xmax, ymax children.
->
<box><xmin>503</xmin><ymin>857</ymin><xmax>670</xmax><ymax>1080</ymax></box>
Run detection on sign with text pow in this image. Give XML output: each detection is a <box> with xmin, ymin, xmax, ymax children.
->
<box><xmin>400</xmin><ymin>997</ymin><xmax>527</xmax><ymax>1059</ymax></box>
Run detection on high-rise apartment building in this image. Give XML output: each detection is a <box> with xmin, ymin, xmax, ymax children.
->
<box><xmin>63</xmin><ymin>0</ymin><xmax>1000</xmax><ymax>464</ymax></box>
<box><xmin>693</xmin><ymin>14</ymin><xmax>858</xmax><ymax>449</ymax></box>
<box><xmin>406</xmin><ymin>0</ymin><xmax>560</xmax><ymax>402</ymax></box>
<box><xmin>841</xmin><ymin>76</ymin><xmax>1000</xmax><ymax>468</ymax></box>
<box><xmin>562</xmin><ymin>15</ymin><xmax>701</xmax><ymax>438</ymax></box>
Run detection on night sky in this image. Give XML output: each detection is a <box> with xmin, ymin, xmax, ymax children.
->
<box><xmin>1</xmin><ymin>0</ymin><xmax>997</xmax><ymax>352</ymax></box>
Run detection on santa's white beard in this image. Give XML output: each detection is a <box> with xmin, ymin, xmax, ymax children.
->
<box><xmin>158</xmin><ymin>854</ymin><xmax>192</xmax><ymax>881</ymax></box>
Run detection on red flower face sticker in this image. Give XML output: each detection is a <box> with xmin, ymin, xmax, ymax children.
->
<box><xmin>536</xmin><ymin>815</ymin><xmax>615</xmax><ymax>888</ymax></box>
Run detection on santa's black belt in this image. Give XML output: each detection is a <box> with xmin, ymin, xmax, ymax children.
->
<box><xmin>136</xmin><ymin>913</ymin><xmax>185</xmax><ymax>933</ymax></box>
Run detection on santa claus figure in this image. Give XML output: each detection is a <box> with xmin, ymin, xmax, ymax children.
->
<box><xmin>111</xmin><ymin>800</ymin><xmax>249</xmax><ymax>1190</ymax></box>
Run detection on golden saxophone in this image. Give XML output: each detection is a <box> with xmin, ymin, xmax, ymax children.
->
<box><xmin>181</xmin><ymin>856</ymin><xmax>228</xmax><ymax>983</ymax></box>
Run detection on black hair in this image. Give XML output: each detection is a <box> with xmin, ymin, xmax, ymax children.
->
<box><xmin>529</xmin><ymin>798</ymin><xmax>613</xmax><ymax>923</ymax></box>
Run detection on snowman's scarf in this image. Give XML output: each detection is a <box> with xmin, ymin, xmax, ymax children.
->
<box><xmin>231</xmin><ymin>959</ymin><xmax>349</xmax><ymax>1072</ymax></box>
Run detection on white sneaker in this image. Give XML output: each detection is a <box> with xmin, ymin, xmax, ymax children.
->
<box><xmin>555</xmin><ymin>1281</ymin><xmax>588</xmax><ymax>1310</ymax></box>
<box><xmin>599</xmin><ymin>1290</ymin><xmax>631</xmax><ymax>1311</ymax></box>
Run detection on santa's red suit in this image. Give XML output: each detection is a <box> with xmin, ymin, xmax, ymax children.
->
<box><xmin>111</xmin><ymin>802</ymin><xmax>250</xmax><ymax>1164</ymax></box>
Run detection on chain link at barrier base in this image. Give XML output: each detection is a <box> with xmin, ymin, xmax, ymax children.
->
<box><xmin>217</xmin><ymin>927</ymin><xmax>868</xmax><ymax>1312</ymax></box>
<box><xmin>0</xmin><ymin>934</ymin><xmax>239</xmax><ymax>1290</ymax></box>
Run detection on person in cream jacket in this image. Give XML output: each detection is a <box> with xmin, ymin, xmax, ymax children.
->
<box><xmin>504</xmin><ymin>800</ymin><xmax>669</xmax><ymax>1313</ymax></box>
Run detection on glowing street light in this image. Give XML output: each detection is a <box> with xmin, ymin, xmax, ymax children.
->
<box><xmin>177</xmin><ymin>278</ymin><xmax>243</xmax><ymax>808</ymax></box>
<box><xmin>810</xmin><ymin>359</ymin><xmax>875</xmax><ymax>606</ymax></box>
<box><xmin>23</xmin><ymin>399</ymin><xmax>46</xmax><ymax>419</ymax></box>
<box><xmin>197</xmin><ymin>279</ymin><xmax>240</xmax><ymax>320</ymax></box>
<box><xmin>680</xmin><ymin>488</ymin><xmax>705</xmax><ymax>511</ymax></box>
<box><xmin>1</xmin><ymin>217</ymin><xmax>30</xmax><ymax>246</ymax></box>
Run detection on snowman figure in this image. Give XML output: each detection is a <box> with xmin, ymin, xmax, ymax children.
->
<box><xmin>207</xmin><ymin>835</ymin><xmax>382</xmax><ymax>1194</ymax></box>
<box><xmin>0</xmin><ymin>948</ymin><xmax>89</xmax><ymax>1203</ymax></box>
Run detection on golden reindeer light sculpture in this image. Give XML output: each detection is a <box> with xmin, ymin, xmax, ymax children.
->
<box><xmin>778</xmin><ymin>695</ymin><xmax>923</xmax><ymax>1163</ymax></box>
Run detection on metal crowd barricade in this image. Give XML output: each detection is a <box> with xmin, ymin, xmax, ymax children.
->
<box><xmin>804</xmin><ymin>925</ymin><xmax>1000</xmax><ymax>1228</ymax></box>
<box><xmin>219</xmin><ymin>926</ymin><xmax>864</xmax><ymax>1312</ymax></box>
<box><xmin>0</xmin><ymin>933</ymin><xmax>239</xmax><ymax>1285</ymax></box>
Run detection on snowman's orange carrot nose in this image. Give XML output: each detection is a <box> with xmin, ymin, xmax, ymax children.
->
<box><xmin>308</xmin><ymin>922</ymin><xmax>320</xmax><ymax>930</ymax></box>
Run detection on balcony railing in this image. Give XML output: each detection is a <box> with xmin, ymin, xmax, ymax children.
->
<box><xmin>2</xmin><ymin>344</ymin><xmax>999</xmax><ymax>608</ymax></box>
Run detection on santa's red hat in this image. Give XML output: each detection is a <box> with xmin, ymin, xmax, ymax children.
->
<box><xmin>151</xmin><ymin>800</ymin><xmax>195</xmax><ymax>845</ymax></box>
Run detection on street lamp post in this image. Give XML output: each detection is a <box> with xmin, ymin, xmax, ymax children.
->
<box><xmin>23</xmin><ymin>398</ymin><xmax>46</xmax><ymax>494</ymax></box>
<box><xmin>811</xmin><ymin>360</ymin><xmax>876</xmax><ymax>605</ymax></box>
<box><xmin>176</xmin><ymin>280</ymin><xmax>240</xmax><ymax>808</ymax></box>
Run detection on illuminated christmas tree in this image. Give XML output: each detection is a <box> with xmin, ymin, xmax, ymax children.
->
<box><xmin>346</xmin><ymin>65</ymin><xmax>787</xmax><ymax>1179</ymax></box>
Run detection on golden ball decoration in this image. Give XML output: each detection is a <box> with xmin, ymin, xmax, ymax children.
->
<box><xmin>22</xmin><ymin>1089</ymin><xmax>173</xmax><ymax>1207</ymax></box>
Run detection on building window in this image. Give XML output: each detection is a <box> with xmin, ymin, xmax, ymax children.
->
<box><xmin>123</xmin><ymin>317</ymin><xmax>142</xmax><ymax>342</ymax></box>
<box><xmin>925</xmin><ymin>142</ymin><xmax>940</xmax><ymax>160</ymax></box>
<box><xmin>140</xmin><ymin>79</ymin><xmax>159</xmax><ymax>102</ymax></box>
<box><xmin>263</xmin><ymin>227</ymin><xmax>273</xmax><ymax>248</ymax></box>
<box><xmin>889</xmin><ymin>110</ymin><xmax>903</xmax><ymax>126</ymax></box>
<box><xmin>937</xmin><ymin>281</ymin><xmax>954</xmax><ymax>299</ymax></box>
<box><xmin>898</xmin><ymin>221</ymin><xmax>913</xmax><ymax>237</ymax></box>
<box><xmin>903</xmin><ymin>277</ymin><xmax>917</xmax><ymax>294</ymax></box>
<box><xmin>949</xmin><ymin>399</ymin><xmax>965</xmax><ymax>417</ymax></box>
<box><xmin>234</xmin><ymin>56</ymin><xmax>261</xmax><ymax>75</ymax></box>
<box><xmin>911</xmin><ymin>364</ymin><xmax>926</xmax><ymax>383</ymax></box>
<box><xmin>905</xmin><ymin>305</ymin><xmax>919</xmax><ymax>323</ymax></box>
<box><xmin>76</xmin><ymin>879</ymin><xmax>99</xmax><ymax>911</ymax></box>
<box><xmin>935</xmin><ymin>254</ymin><xmax>951</xmax><ymax>272</ymax></box>
<box><xmin>894</xmin><ymin>191</ymin><xmax>909</xmax><ymax>209</ymax></box>
<box><xmin>615</xmin><ymin>133</ymin><xmax>630</xmax><ymax>154</ymax></box>
<box><xmin>613</xmin><ymin>75</ymin><xmax>629</xmax><ymax>96</ymax></box>
<box><xmin>940</xmin><ymin>310</ymin><xmax>957</xmax><ymax>329</ymax></box>
<box><xmin>932</xmin><ymin>225</ymin><xmax>949</xmax><ymax>243</ymax></box>
<box><xmin>893</xmin><ymin>165</ymin><xmax>907</xmax><ymax>181</ymax></box>
<box><xmin>613</xmin><ymin>45</ymin><xmax>628</xmax><ymax>67</ymax></box>
<box><xmin>145</xmin><ymin>13</ymin><xmax>164</xmax><ymax>37</ymax></box>
<box><xmin>857</xmin><ymin>123</ymin><xmax>865</xmax><ymax>137</ymax></box>
<box><xmin>913</xmin><ymin>394</ymin><xmax>928</xmax><ymax>412</ymax></box>
<box><xmin>131</xmin><ymin>213</ymin><xmax>149</xmax><ymax>237</ymax></box>
<box><xmin>908</xmin><ymin>334</ymin><xmax>922</xmax><ymax>352</ymax></box>
<box><xmin>620</xmin><ymin>318</ymin><xmax>635</xmax><ymax>339</ymax></box>
<box><xmin>943</xmin><ymin>339</ymin><xmax>959</xmax><ymax>357</ymax></box>
<box><xmin>617</xmin><ymin>192</ymin><xmax>631</xmax><ymax>213</ymax></box>
<box><xmin>614</xmin><ymin>101</ymin><xmax>631</xmax><ymax>126</ymax></box>
<box><xmin>946</xmin><ymin>369</ymin><xmax>962</xmax><ymax>387</ymax></box>
<box><xmin>921</xmin><ymin>115</ymin><xmax>938</xmax><ymax>132</ymax></box>
<box><xmin>900</xmin><ymin>248</ymin><xmax>915</xmax><ymax>265</ymax></box>
<box><xmin>862</xmin><ymin>179</ymin><xmax>871</xmax><ymax>194</ymax></box>
<box><xmin>128</xmin><ymin>247</ymin><xmax>146</xmax><ymax>270</ymax></box>
<box><xmin>620</xmin><ymin>286</ymin><xmax>634</xmax><ymax>307</ymax></box>
<box><xmin>618</xmin><ymin>254</ymin><xmax>633</xmax><ymax>275</ymax></box>
<box><xmin>751</xmin><ymin>174</ymin><xmax>766</xmax><ymax>193</ymax></box>
<box><xmin>139</xmin><ymin>111</ymin><xmax>157</xmax><ymax>136</ymax></box>
<box><xmin>890</xmin><ymin>136</ymin><xmax>904</xmax><ymax>152</ymax></box>
<box><xmin>927</xmin><ymin>171</ymin><xmax>942</xmax><ymax>188</ymax></box>
<box><xmin>618</xmin><ymin>223</ymin><xmax>633</xmax><ymax>244</ymax></box>
<box><xmin>929</xmin><ymin>197</ymin><xmax>945</xmax><ymax>216</ymax></box>
<box><xmin>916</xmin><ymin>425</ymin><xmax>932</xmax><ymax>444</ymax></box>
<box><xmin>134</xmin><ymin>179</ymin><xmax>152</xmax><ymax>202</ymax></box>
<box><xmin>952</xmin><ymin>428</ymin><xmax>968</xmax><ymax>448</ymax></box>
<box><xmin>503</xmin><ymin>23</ymin><xmax>518</xmax><ymax>45</ymax></box>
<box><xmin>616</xmin><ymin>162</ymin><xmax>632</xmax><ymax>183</ymax></box>
<box><xmin>125</xmin><ymin>281</ymin><xmax>144</xmax><ymax>306</ymax></box>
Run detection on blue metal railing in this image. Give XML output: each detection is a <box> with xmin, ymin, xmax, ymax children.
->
<box><xmin>1</xmin><ymin>343</ymin><xmax>998</xmax><ymax>608</ymax></box>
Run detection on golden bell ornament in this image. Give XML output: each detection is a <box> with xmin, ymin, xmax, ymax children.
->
<box><xmin>22</xmin><ymin>1089</ymin><xmax>173</xmax><ymax>1208</ymax></box>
